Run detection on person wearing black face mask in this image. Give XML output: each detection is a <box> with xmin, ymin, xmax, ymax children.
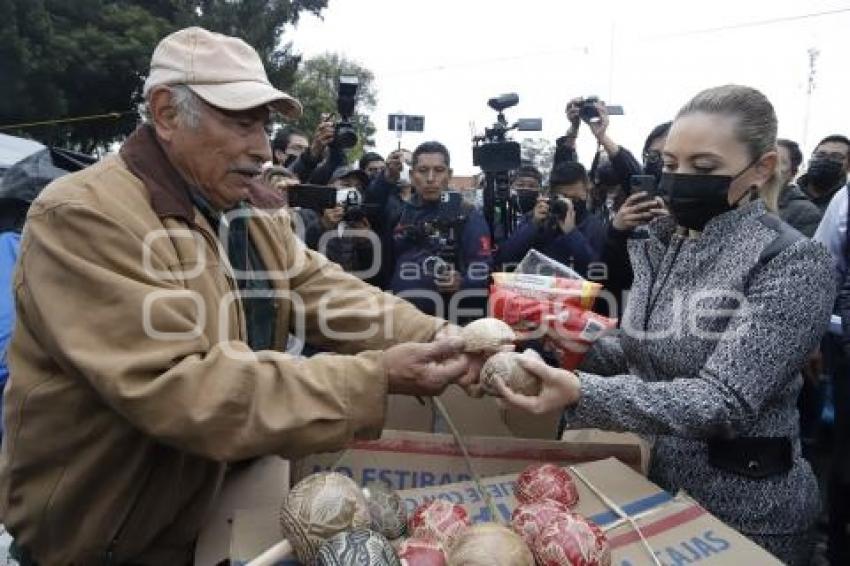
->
<box><xmin>798</xmin><ymin>135</ymin><xmax>850</xmax><ymax>214</ymax></box>
<box><xmin>495</xmin><ymin>162</ymin><xmax>604</xmax><ymax>278</ymax></box>
<box><xmin>496</xmin><ymin>85</ymin><xmax>836</xmax><ymax>566</ymax></box>
<box><xmin>643</xmin><ymin>121</ymin><xmax>672</xmax><ymax>187</ymax></box>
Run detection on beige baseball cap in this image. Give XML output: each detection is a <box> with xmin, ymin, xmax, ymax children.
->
<box><xmin>143</xmin><ymin>27</ymin><xmax>302</xmax><ymax>119</ymax></box>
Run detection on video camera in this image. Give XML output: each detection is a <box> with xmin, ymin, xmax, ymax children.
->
<box><xmin>336</xmin><ymin>187</ymin><xmax>378</xmax><ymax>225</ymax></box>
<box><xmin>471</xmin><ymin>93</ymin><xmax>542</xmax><ymax>239</ymax></box>
<box><xmin>334</xmin><ymin>76</ymin><xmax>360</xmax><ymax>149</ymax></box>
<box><xmin>286</xmin><ymin>185</ymin><xmax>374</xmax><ymax>224</ymax></box>
<box><xmin>402</xmin><ymin>191</ymin><xmax>467</xmax><ymax>278</ymax></box>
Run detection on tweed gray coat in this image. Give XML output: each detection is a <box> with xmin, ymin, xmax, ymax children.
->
<box><xmin>566</xmin><ymin>201</ymin><xmax>834</xmax><ymax>547</ymax></box>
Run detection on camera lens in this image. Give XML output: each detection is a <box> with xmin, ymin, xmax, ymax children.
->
<box><xmin>335</xmin><ymin>122</ymin><xmax>358</xmax><ymax>149</ymax></box>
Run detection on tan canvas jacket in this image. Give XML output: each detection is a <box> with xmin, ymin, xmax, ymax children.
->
<box><xmin>0</xmin><ymin>126</ymin><xmax>442</xmax><ymax>564</ymax></box>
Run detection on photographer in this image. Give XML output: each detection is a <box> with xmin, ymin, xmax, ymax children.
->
<box><xmin>555</xmin><ymin>97</ymin><xmax>642</xmax><ymax>222</ymax></box>
<box><xmin>496</xmin><ymin>162</ymin><xmax>602</xmax><ymax>276</ymax></box>
<box><xmin>359</xmin><ymin>151</ymin><xmax>386</xmax><ymax>181</ymax></box>
<box><xmin>287</xmin><ymin>115</ymin><xmax>345</xmax><ymax>185</ymax></box>
<box><xmin>388</xmin><ymin>142</ymin><xmax>492</xmax><ymax>321</ymax></box>
<box><xmin>511</xmin><ymin>164</ymin><xmax>545</xmax><ymax>213</ymax></box>
<box><xmin>271</xmin><ymin>126</ymin><xmax>309</xmax><ymax>166</ymax></box>
<box><xmin>364</xmin><ymin>149</ymin><xmax>411</xmax><ymax>288</ymax></box>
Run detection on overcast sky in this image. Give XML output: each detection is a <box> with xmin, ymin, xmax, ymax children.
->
<box><xmin>286</xmin><ymin>0</ymin><xmax>850</xmax><ymax>175</ymax></box>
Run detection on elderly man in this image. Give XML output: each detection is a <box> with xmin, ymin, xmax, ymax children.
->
<box><xmin>0</xmin><ymin>28</ymin><xmax>476</xmax><ymax>565</ymax></box>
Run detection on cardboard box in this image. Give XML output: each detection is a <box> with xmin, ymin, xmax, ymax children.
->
<box><xmin>230</xmin><ymin>507</ymin><xmax>298</xmax><ymax>566</ymax></box>
<box><xmin>384</xmin><ymin>384</ymin><xmax>562</xmax><ymax>439</ymax></box>
<box><xmin>293</xmin><ymin>429</ymin><xmax>647</xmax><ymax>490</ymax></box>
<box><xmin>398</xmin><ymin>457</ymin><xmax>782</xmax><ymax>565</ymax></box>
<box><xmin>194</xmin><ymin>456</ymin><xmax>290</xmax><ymax>566</ymax></box>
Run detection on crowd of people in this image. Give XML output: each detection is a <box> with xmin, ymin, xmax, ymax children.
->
<box><xmin>0</xmin><ymin>25</ymin><xmax>848</xmax><ymax>565</ymax></box>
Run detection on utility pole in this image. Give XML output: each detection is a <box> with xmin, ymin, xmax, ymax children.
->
<box><xmin>802</xmin><ymin>47</ymin><xmax>819</xmax><ymax>151</ymax></box>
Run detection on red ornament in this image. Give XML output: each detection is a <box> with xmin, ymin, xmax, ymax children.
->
<box><xmin>408</xmin><ymin>500</ymin><xmax>471</xmax><ymax>548</ymax></box>
<box><xmin>515</xmin><ymin>464</ymin><xmax>579</xmax><ymax>508</ymax></box>
<box><xmin>511</xmin><ymin>500</ymin><xmax>571</xmax><ymax>547</ymax></box>
<box><xmin>397</xmin><ymin>537</ymin><xmax>447</xmax><ymax>566</ymax></box>
<box><xmin>534</xmin><ymin>513</ymin><xmax>611</xmax><ymax>566</ymax></box>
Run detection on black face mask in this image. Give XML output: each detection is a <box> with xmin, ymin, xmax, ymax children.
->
<box><xmin>807</xmin><ymin>157</ymin><xmax>845</xmax><ymax>190</ymax></box>
<box><xmin>596</xmin><ymin>163</ymin><xmax>619</xmax><ymax>186</ymax></box>
<box><xmin>659</xmin><ymin>163</ymin><xmax>755</xmax><ymax>231</ymax></box>
<box><xmin>514</xmin><ymin>189</ymin><xmax>539</xmax><ymax>214</ymax></box>
<box><xmin>572</xmin><ymin>198</ymin><xmax>588</xmax><ymax>225</ymax></box>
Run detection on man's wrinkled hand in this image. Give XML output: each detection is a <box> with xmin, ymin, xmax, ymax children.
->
<box><xmin>385</xmin><ymin>338</ymin><xmax>471</xmax><ymax>396</ymax></box>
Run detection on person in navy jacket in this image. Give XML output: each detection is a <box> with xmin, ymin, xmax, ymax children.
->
<box><xmin>496</xmin><ymin>161</ymin><xmax>605</xmax><ymax>277</ymax></box>
<box><xmin>386</xmin><ymin>142</ymin><xmax>492</xmax><ymax>322</ymax></box>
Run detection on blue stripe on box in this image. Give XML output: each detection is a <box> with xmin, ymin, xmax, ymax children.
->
<box><xmin>588</xmin><ymin>491</ymin><xmax>675</xmax><ymax>526</ymax></box>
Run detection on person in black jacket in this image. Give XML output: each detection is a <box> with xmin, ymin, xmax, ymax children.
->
<box><xmin>364</xmin><ymin>149</ymin><xmax>410</xmax><ymax>288</ymax></box>
<box><xmin>776</xmin><ymin>138</ymin><xmax>821</xmax><ymax>237</ymax></box>
<box><xmin>496</xmin><ymin>162</ymin><xmax>604</xmax><ymax>277</ymax></box>
<box><xmin>554</xmin><ymin>97</ymin><xmax>643</xmax><ymax>223</ymax></box>
<box><xmin>798</xmin><ymin>135</ymin><xmax>850</xmax><ymax>214</ymax></box>
<box><xmin>286</xmin><ymin>117</ymin><xmax>343</xmax><ymax>186</ymax></box>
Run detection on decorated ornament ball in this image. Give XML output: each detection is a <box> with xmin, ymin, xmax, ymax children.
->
<box><xmin>511</xmin><ymin>500</ymin><xmax>572</xmax><ymax>548</ymax></box>
<box><xmin>446</xmin><ymin>522</ymin><xmax>534</xmax><ymax>566</ymax></box>
<box><xmin>515</xmin><ymin>463</ymin><xmax>580</xmax><ymax>508</ymax></box>
<box><xmin>315</xmin><ymin>528</ymin><xmax>402</xmax><ymax>566</ymax></box>
<box><xmin>534</xmin><ymin>512</ymin><xmax>611</xmax><ymax>566</ymax></box>
<box><xmin>362</xmin><ymin>482</ymin><xmax>408</xmax><ymax>540</ymax></box>
<box><xmin>397</xmin><ymin>537</ymin><xmax>447</xmax><ymax>566</ymax></box>
<box><xmin>480</xmin><ymin>349</ymin><xmax>542</xmax><ymax>397</ymax></box>
<box><xmin>460</xmin><ymin>318</ymin><xmax>516</xmax><ymax>353</ymax></box>
<box><xmin>279</xmin><ymin>472</ymin><xmax>372</xmax><ymax>564</ymax></box>
<box><xmin>408</xmin><ymin>500</ymin><xmax>472</xmax><ymax>549</ymax></box>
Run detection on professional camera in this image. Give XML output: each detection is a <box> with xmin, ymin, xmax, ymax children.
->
<box><xmin>402</xmin><ymin>192</ymin><xmax>467</xmax><ymax>278</ymax></box>
<box><xmin>472</xmin><ymin>93</ymin><xmax>542</xmax><ymax>238</ymax></box>
<box><xmin>334</xmin><ymin>187</ymin><xmax>377</xmax><ymax>225</ymax></box>
<box><xmin>546</xmin><ymin>195</ymin><xmax>570</xmax><ymax>232</ymax></box>
<box><xmin>334</xmin><ymin>76</ymin><xmax>360</xmax><ymax>149</ymax></box>
<box><xmin>578</xmin><ymin>96</ymin><xmax>625</xmax><ymax>123</ymax></box>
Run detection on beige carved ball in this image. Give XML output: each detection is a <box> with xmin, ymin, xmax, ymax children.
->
<box><xmin>480</xmin><ymin>350</ymin><xmax>542</xmax><ymax>397</ymax></box>
<box><xmin>447</xmin><ymin>523</ymin><xmax>534</xmax><ymax>566</ymax></box>
<box><xmin>460</xmin><ymin>318</ymin><xmax>516</xmax><ymax>353</ymax></box>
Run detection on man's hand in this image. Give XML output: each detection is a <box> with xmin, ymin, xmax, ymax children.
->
<box><xmin>309</xmin><ymin>116</ymin><xmax>335</xmax><ymax>159</ymax></box>
<box><xmin>435</xmin><ymin>323</ymin><xmax>489</xmax><ymax>397</ymax></box>
<box><xmin>385</xmin><ymin>337</ymin><xmax>471</xmax><ymax>396</ymax></box>
<box><xmin>532</xmin><ymin>197</ymin><xmax>550</xmax><ymax>225</ymax></box>
<box><xmin>612</xmin><ymin>193</ymin><xmax>668</xmax><ymax>232</ymax></box>
<box><xmin>493</xmin><ymin>354</ymin><xmax>581</xmax><ymax>415</ymax></box>
<box><xmin>556</xmin><ymin>197</ymin><xmax>576</xmax><ymax>234</ymax></box>
<box><xmin>435</xmin><ymin>268</ymin><xmax>462</xmax><ymax>294</ymax></box>
<box><xmin>565</xmin><ymin>97</ymin><xmax>582</xmax><ymax>132</ymax></box>
<box><xmin>385</xmin><ymin>150</ymin><xmax>405</xmax><ymax>183</ymax></box>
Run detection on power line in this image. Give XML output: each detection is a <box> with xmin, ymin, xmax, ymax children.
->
<box><xmin>0</xmin><ymin>110</ymin><xmax>136</xmax><ymax>131</ymax></box>
<box><xmin>652</xmin><ymin>6</ymin><xmax>850</xmax><ymax>39</ymax></box>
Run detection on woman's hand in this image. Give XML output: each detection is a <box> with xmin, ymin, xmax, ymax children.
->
<box><xmin>612</xmin><ymin>192</ymin><xmax>668</xmax><ymax>231</ymax></box>
<box><xmin>494</xmin><ymin>354</ymin><xmax>582</xmax><ymax>414</ymax></box>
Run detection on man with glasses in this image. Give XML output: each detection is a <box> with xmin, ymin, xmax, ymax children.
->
<box><xmin>0</xmin><ymin>27</ymin><xmax>479</xmax><ymax>564</ymax></box>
